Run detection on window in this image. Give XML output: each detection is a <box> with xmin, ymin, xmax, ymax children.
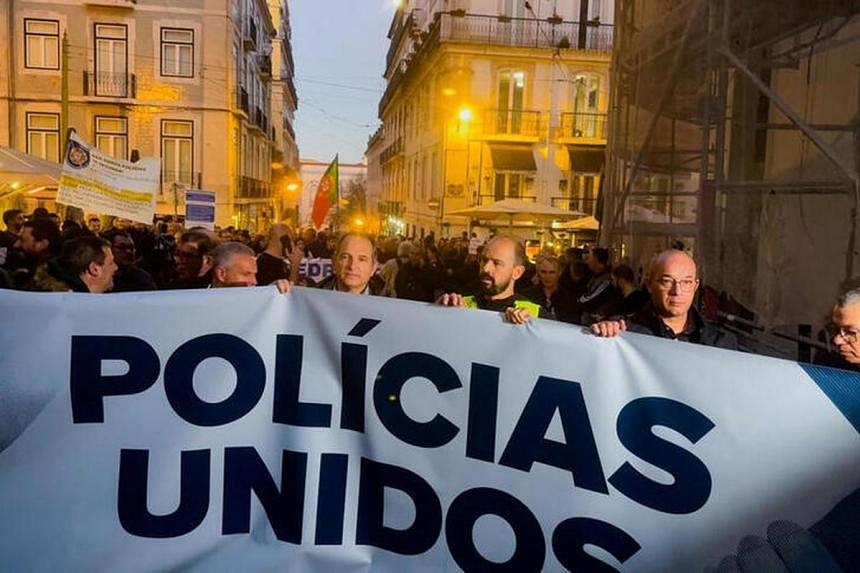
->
<box><xmin>497</xmin><ymin>70</ymin><xmax>525</xmax><ymax>134</ymax></box>
<box><xmin>26</xmin><ymin>113</ymin><xmax>60</xmax><ymax>162</ymax></box>
<box><xmin>94</xmin><ymin>24</ymin><xmax>128</xmax><ymax>97</ymax></box>
<box><xmin>94</xmin><ymin>116</ymin><xmax>128</xmax><ymax>160</ymax></box>
<box><xmin>161</xmin><ymin>120</ymin><xmax>193</xmax><ymax>185</ymax></box>
<box><xmin>24</xmin><ymin>19</ymin><xmax>59</xmax><ymax>70</ymax></box>
<box><xmin>160</xmin><ymin>28</ymin><xmax>194</xmax><ymax>78</ymax></box>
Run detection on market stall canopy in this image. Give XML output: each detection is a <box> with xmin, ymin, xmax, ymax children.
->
<box><xmin>0</xmin><ymin>146</ymin><xmax>61</xmax><ymax>200</ymax></box>
<box><xmin>448</xmin><ymin>198</ymin><xmax>589</xmax><ymax>228</ymax></box>
<box><xmin>554</xmin><ymin>215</ymin><xmax>600</xmax><ymax>231</ymax></box>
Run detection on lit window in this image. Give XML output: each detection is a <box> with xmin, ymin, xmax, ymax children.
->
<box><xmin>95</xmin><ymin>116</ymin><xmax>128</xmax><ymax>160</ymax></box>
<box><xmin>161</xmin><ymin>28</ymin><xmax>194</xmax><ymax>78</ymax></box>
<box><xmin>24</xmin><ymin>19</ymin><xmax>60</xmax><ymax>70</ymax></box>
<box><xmin>26</xmin><ymin>112</ymin><xmax>60</xmax><ymax>162</ymax></box>
<box><xmin>161</xmin><ymin>120</ymin><xmax>193</xmax><ymax>185</ymax></box>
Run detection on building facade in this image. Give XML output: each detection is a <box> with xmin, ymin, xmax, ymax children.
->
<box><xmin>370</xmin><ymin>0</ymin><xmax>613</xmax><ymax>240</ymax></box>
<box><xmin>0</xmin><ymin>0</ymin><xmax>298</xmax><ymax>231</ymax></box>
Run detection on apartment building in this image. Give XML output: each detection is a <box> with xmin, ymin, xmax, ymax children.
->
<box><xmin>370</xmin><ymin>0</ymin><xmax>613</xmax><ymax>239</ymax></box>
<box><xmin>0</xmin><ymin>0</ymin><xmax>298</xmax><ymax>230</ymax></box>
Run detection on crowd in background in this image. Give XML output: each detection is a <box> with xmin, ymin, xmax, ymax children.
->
<box><xmin>1</xmin><ymin>206</ymin><xmax>856</xmax><ymax>371</ymax></box>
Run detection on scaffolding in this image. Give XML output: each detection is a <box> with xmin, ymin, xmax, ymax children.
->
<box><xmin>601</xmin><ymin>0</ymin><xmax>860</xmax><ymax>332</ymax></box>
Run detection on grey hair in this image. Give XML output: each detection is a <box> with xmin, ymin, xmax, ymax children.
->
<box><xmin>837</xmin><ymin>287</ymin><xmax>860</xmax><ymax>308</ymax></box>
<box><xmin>211</xmin><ymin>241</ymin><xmax>256</xmax><ymax>269</ymax></box>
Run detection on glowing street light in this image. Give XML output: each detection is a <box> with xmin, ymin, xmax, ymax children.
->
<box><xmin>457</xmin><ymin>107</ymin><xmax>473</xmax><ymax>123</ymax></box>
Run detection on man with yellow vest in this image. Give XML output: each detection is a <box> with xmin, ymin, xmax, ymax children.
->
<box><xmin>435</xmin><ymin>234</ymin><xmax>543</xmax><ymax>324</ymax></box>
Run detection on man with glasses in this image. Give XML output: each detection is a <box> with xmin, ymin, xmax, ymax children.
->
<box><xmin>828</xmin><ymin>288</ymin><xmax>860</xmax><ymax>369</ymax></box>
<box><xmin>590</xmin><ymin>249</ymin><xmax>737</xmax><ymax>349</ymax></box>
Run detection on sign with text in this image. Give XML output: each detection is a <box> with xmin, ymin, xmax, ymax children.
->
<box><xmin>0</xmin><ymin>288</ymin><xmax>858</xmax><ymax>571</ymax></box>
<box><xmin>57</xmin><ymin>132</ymin><xmax>159</xmax><ymax>224</ymax></box>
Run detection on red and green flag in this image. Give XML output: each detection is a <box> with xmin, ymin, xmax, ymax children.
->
<box><xmin>311</xmin><ymin>155</ymin><xmax>339</xmax><ymax>229</ymax></box>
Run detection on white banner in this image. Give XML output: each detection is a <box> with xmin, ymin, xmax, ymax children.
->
<box><xmin>57</xmin><ymin>132</ymin><xmax>160</xmax><ymax>224</ymax></box>
<box><xmin>0</xmin><ymin>288</ymin><xmax>859</xmax><ymax>571</ymax></box>
<box><xmin>299</xmin><ymin>257</ymin><xmax>333</xmax><ymax>283</ymax></box>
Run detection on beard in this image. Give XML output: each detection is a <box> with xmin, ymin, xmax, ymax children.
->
<box><xmin>480</xmin><ymin>273</ymin><xmax>510</xmax><ymax>296</ymax></box>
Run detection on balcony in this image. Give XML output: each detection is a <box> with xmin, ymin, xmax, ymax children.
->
<box><xmin>482</xmin><ymin>109</ymin><xmax>542</xmax><ymax>138</ymax></box>
<box><xmin>236</xmin><ymin>176</ymin><xmax>272</xmax><ymax>199</ymax></box>
<box><xmin>283</xmin><ymin>118</ymin><xmax>296</xmax><ymax>142</ymax></box>
<box><xmin>83</xmin><ymin>0</ymin><xmax>136</xmax><ymax>7</ymax></box>
<box><xmin>84</xmin><ymin>71</ymin><xmax>136</xmax><ymax>98</ymax></box>
<box><xmin>558</xmin><ymin>112</ymin><xmax>607</xmax><ymax>141</ymax></box>
<box><xmin>381</xmin><ymin>137</ymin><xmax>403</xmax><ymax>164</ymax></box>
<box><xmin>551</xmin><ymin>196</ymin><xmax>598</xmax><ymax>215</ymax></box>
<box><xmin>244</xmin><ymin>19</ymin><xmax>257</xmax><ymax>51</ymax></box>
<box><xmin>235</xmin><ymin>87</ymin><xmax>250</xmax><ymax>114</ymax></box>
<box><xmin>380</xmin><ymin>12</ymin><xmax>613</xmax><ymax>114</ymax></box>
<box><xmin>258</xmin><ymin>54</ymin><xmax>272</xmax><ymax>79</ymax></box>
<box><xmin>438</xmin><ymin>12</ymin><xmax>614</xmax><ymax>52</ymax></box>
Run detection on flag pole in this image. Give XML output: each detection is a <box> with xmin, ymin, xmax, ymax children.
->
<box><xmin>335</xmin><ymin>154</ymin><xmax>340</xmax><ymax>232</ymax></box>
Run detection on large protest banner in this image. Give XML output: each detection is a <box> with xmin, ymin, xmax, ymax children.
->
<box><xmin>56</xmin><ymin>132</ymin><xmax>160</xmax><ymax>224</ymax></box>
<box><xmin>1</xmin><ymin>287</ymin><xmax>859</xmax><ymax>571</ymax></box>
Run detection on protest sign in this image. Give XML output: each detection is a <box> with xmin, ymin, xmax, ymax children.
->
<box><xmin>0</xmin><ymin>288</ymin><xmax>858</xmax><ymax>571</ymax></box>
<box><xmin>56</xmin><ymin>132</ymin><xmax>160</xmax><ymax>224</ymax></box>
<box><xmin>185</xmin><ymin>190</ymin><xmax>216</xmax><ymax>229</ymax></box>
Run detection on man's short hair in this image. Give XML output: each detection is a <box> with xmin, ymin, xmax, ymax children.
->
<box><xmin>3</xmin><ymin>209</ymin><xmax>23</xmax><ymax>226</ymax></box>
<box><xmin>837</xmin><ymin>287</ymin><xmax>860</xmax><ymax>308</ymax></box>
<box><xmin>612</xmin><ymin>264</ymin><xmax>636</xmax><ymax>284</ymax></box>
<box><xmin>179</xmin><ymin>229</ymin><xmax>219</xmax><ymax>256</ymax></box>
<box><xmin>589</xmin><ymin>247</ymin><xmax>610</xmax><ymax>266</ymax></box>
<box><xmin>211</xmin><ymin>241</ymin><xmax>255</xmax><ymax>269</ymax></box>
<box><xmin>22</xmin><ymin>218</ymin><xmax>61</xmax><ymax>253</ymax></box>
<box><xmin>486</xmin><ymin>234</ymin><xmax>526</xmax><ymax>266</ymax></box>
<box><xmin>58</xmin><ymin>236</ymin><xmax>110</xmax><ymax>276</ymax></box>
<box><xmin>336</xmin><ymin>232</ymin><xmax>377</xmax><ymax>260</ymax></box>
<box><xmin>535</xmin><ymin>254</ymin><xmax>561</xmax><ymax>269</ymax></box>
<box><xmin>31</xmin><ymin>207</ymin><xmax>49</xmax><ymax>219</ymax></box>
<box><xmin>102</xmin><ymin>229</ymin><xmax>132</xmax><ymax>244</ymax></box>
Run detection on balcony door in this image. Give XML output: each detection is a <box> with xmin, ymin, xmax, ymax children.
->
<box><xmin>572</xmin><ymin>74</ymin><xmax>600</xmax><ymax>137</ymax></box>
<box><xmin>94</xmin><ymin>24</ymin><xmax>128</xmax><ymax>97</ymax></box>
<box><xmin>497</xmin><ymin>70</ymin><xmax>525</xmax><ymax>134</ymax></box>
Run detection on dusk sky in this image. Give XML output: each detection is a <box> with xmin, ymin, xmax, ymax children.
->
<box><xmin>290</xmin><ymin>0</ymin><xmax>394</xmax><ymax>164</ymax></box>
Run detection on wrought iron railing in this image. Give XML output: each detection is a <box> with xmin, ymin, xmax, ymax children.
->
<box><xmin>559</xmin><ymin>112</ymin><xmax>607</xmax><ymax>139</ymax></box>
<box><xmin>483</xmin><ymin>109</ymin><xmax>542</xmax><ymax>137</ymax></box>
<box><xmin>84</xmin><ymin>71</ymin><xmax>136</xmax><ymax>98</ymax></box>
<box><xmin>551</xmin><ymin>196</ymin><xmax>598</xmax><ymax>214</ymax></box>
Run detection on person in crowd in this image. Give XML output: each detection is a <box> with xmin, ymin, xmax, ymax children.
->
<box><xmin>826</xmin><ymin>287</ymin><xmax>860</xmax><ymax>370</ymax></box>
<box><xmin>397</xmin><ymin>241</ymin><xmax>437</xmax><ymax>302</ymax></box>
<box><xmin>0</xmin><ymin>209</ymin><xmax>25</xmax><ymax>267</ymax></box>
<box><xmin>611</xmin><ymin>263</ymin><xmax>650</xmax><ymax>316</ymax></box>
<box><xmin>577</xmin><ymin>247</ymin><xmax>620</xmax><ymax>324</ymax></box>
<box><xmin>522</xmin><ymin>254</ymin><xmax>575</xmax><ymax>322</ymax></box>
<box><xmin>86</xmin><ymin>216</ymin><xmax>102</xmax><ymax>234</ymax></box>
<box><xmin>9</xmin><ymin>218</ymin><xmax>61</xmax><ymax>289</ymax></box>
<box><xmin>31</xmin><ymin>235</ymin><xmax>117</xmax><ymax>293</ymax></box>
<box><xmin>379</xmin><ymin>240</ymin><xmax>411</xmax><ymax>297</ymax></box>
<box><xmin>590</xmin><ymin>249</ymin><xmax>738</xmax><ymax>349</ymax></box>
<box><xmin>316</xmin><ymin>232</ymin><xmax>384</xmax><ymax>295</ymax></box>
<box><xmin>256</xmin><ymin>224</ymin><xmax>302</xmax><ymax>286</ymax></box>
<box><xmin>168</xmin><ymin>228</ymin><xmax>219</xmax><ymax>289</ymax></box>
<box><xmin>103</xmin><ymin>229</ymin><xmax>157</xmax><ymax>292</ymax></box>
<box><xmin>208</xmin><ymin>241</ymin><xmax>290</xmax><ymax>292</ymax></box>
<box><xmin>436</xmin><ymin>235</ymin><xmax>543</xmax><ymax>324</ymax></box>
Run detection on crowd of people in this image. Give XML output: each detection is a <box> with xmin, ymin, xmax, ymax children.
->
<box><xmin>1</xmin><ymin>207</ymin><xmax>858</xmax><ymax>372</ymax></box>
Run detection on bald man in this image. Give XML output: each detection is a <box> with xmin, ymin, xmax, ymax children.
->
<box><xmin>591</xmin><ymin>249</ymin><xmax>737</xmax><ymax>349</ymax></box>
<box><xmin>436</xmin><ymin>235</ymin><xmax>543</xmax><ymax>324</ymax></box>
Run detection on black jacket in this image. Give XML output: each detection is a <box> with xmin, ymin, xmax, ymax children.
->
<box><xmin>626</xmin><ymin>304</ymin><xmax>739</xmax><ymax>350</ymax></box>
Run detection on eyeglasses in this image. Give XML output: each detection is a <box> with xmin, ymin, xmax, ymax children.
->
<box><xmin>828</xmin><ymin>325</ymin><xmax>860</xmax><ymax>343</ymax></box>
<box><xmin>655</xmin><ymin>277</ymin><xmax>698</xmax><ymax>292</ymax></box>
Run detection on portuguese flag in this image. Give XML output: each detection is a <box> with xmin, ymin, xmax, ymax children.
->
<box><xmin>311</xmin><ymin>155</ymin><xmax>339</xmax><ymax>229</ymax></box>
